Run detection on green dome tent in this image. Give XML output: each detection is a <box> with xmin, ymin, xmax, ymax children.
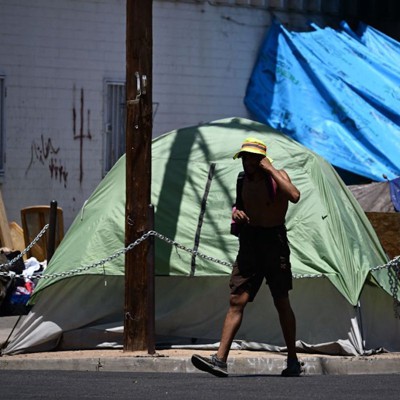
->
<box><xmin>4</xmin><ymin>118</ymin><xmax>399</xmax><ymax>355</ymax></box>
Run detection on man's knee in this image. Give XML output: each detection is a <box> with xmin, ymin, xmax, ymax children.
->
<box><xmin>273</xmin><ymin>295</ymin><xmax>291</xmax><ymax>313</ymax></box>
<box><xmin>229</xmin><ymin>291</ymin><xmax>249</xmax><ymax>310</ymax></box>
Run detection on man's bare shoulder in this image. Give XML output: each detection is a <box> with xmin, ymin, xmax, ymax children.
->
<box><xmin>275</xmin><ymin>169</ymin><xmax>291</xmax><ymax>181</ymax></box>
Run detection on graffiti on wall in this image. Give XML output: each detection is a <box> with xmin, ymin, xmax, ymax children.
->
<box><xmin>25</xmin><ymin>86</ymin><xmax>92</xmax><ymax>188</ymax></box>
<box><xmin>25</xmin><ymin>135</ymin><xmax>69</xmax><ymax>188</ymax></box>
<box><xmin>49</xmin><ymin>158</ymin><xmax>69</xmax><ymax>186</ymax></box>
<box><xmin>72</xmin><ymin>85</ymin><xmax>92</xmax><ymax>184</ymax></box>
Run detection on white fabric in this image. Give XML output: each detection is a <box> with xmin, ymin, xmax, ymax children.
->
<box><xmin>4</xmin><ymin>275</ymin><xmax>399</xmax><ymax>356</ymax></box>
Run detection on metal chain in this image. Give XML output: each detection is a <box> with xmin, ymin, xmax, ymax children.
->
<box><xmin>0</xmin><ymin>229</ymin><xmax>399</xmax><ymax>289</ymax></box>
<box><xmin>0</xmin><ymin>230</ymin><xmax>154</xmax><ymax>280</ymax></box>
<box><xmin>150</xmin><ymin>231</ymin><xmax>324</xmax><ymax>279</ymax></box>
<box><xmin>370</xmin><ymin>255</ymin><xmax>400</xmax><ymax>272</ymax></box>
<box><xmin>150</xmin><ymin>231</ymin><xmax>233</xmax><ymax>268</ymax></box>
<box><xmin>0</xmin><ymin>230</ymin><xmax>323</xmax><ymax>281</ymax></box>
<box><xmin>0</xmin><ymin>224</ymin><xmax>49</xmax><ymax>271</ymax></box>
<box><xmin>388</xmin><ymin>261</ymin><xmax>400</xmax><ymax>318</ymax></box>
<box><xmin>370</xmin><ymin>256</ymin><xmax>400</xmax><ymax>319</ymax></box>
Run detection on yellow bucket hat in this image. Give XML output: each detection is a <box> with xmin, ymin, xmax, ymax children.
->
<box><xmin>233</xmin><ymin>137</ymin><xmax>273</xmax><ymax>162</ymax></box>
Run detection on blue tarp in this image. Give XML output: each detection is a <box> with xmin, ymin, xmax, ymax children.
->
<box><xmin>245</xmin><ymin>20</ymin><xmax>400</xmax><ymax>182</ymax></box>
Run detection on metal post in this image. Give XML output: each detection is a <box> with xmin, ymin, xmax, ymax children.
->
<box><xmin>147</xmin><ymin>204</ymin><xmax>155</xmax><ymax>355</ymax></box>
<box><xmin>47</xmin><ymin>200</ymin><xmax>58</xmax><ymax>263</ymax></box>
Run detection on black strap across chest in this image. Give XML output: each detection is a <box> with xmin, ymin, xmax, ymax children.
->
<box><xmin>234</xmin><ymin>171</ymin><xmax>275</xmax><ymax>211</ymax></box>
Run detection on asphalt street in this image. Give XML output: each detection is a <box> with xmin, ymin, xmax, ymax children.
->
<box><xmin>0</xmin><ymin>370</ymin><xmax>400</xmax><ymax>400</ymax></box>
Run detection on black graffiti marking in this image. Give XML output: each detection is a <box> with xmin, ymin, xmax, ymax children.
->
<box><xmin>25</xmin><ymin>135</ymin><xmax>60</xmax><ymax>173</ymax></box>
<box><xmin>35</xmin><ymin>135</ymin><xmax>59</xmax><ymax>164</ymax></box>
<box><xmin>49</xmin><ymin>158</ymin><xmax>68</xmax><ymax>188</ymax></box>
<box><xmin>72</xmin><ymin>86</ymin><xmax>92</xmax><ymax>185</ymax></box>
<box><xmin>25</xmin><ymin>135</ymin><xmax>69</xmax><ymax>188</ymax></box>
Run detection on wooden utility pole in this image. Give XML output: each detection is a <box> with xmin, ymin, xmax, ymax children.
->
<box><xmin>124</xmin><ymin>0</ymin><xmax>154</xmax><ymax>352</ymax></box>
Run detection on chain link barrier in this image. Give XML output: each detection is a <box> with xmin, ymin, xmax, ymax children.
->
<box><xmin>370</xmin><ymin>255</ymin><xmax>400</xmax><ymax>318</ymax></box>
<box><xmin>0</xmin><ymin>229</ymin><xmax>153</xmax><ymax>280</ymax></box>
<box><xmin>0</xmin><ymin>224</ymin><xmax>49</xmax><ymax>272</ymax></box>
<box><xmin>0</xmin><ymin>229</ymin><xmax>324</xmax><ymax>281</ymax></box>
<box><xmin>0</xmin><ymin>228</ymin><xmax>399</xmax><ymax>317</ymax></box>
<box><xmin>371</xmin><ymin>256</ymin><xmax>400</xmax><ymax>318</ymax></box>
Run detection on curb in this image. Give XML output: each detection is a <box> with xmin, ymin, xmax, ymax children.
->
<box><xmin>1</xmin><ymin>355</ymin><xmax>400</xmax><ymax>375</ymax></box>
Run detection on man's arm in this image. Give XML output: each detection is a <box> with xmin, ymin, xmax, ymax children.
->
<box><xmin>259</xmin><ymin>158</ymin><xmax>300</xmax><ymax>203</ymax></box>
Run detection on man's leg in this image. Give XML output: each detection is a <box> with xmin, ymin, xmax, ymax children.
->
<box><xmin>273</xmin><ymin>296</ymin><xmax>297</xmax><ymax>359</ymax></box>
<box><xmin>216</xmin><ymin>290</ymin><xmax>250</xmax><ymax>362</ymax></box>
<box><xmin>274</xmin><ymin>296</ymin><xmax>304</xmax><ymax>376</ymax></box>
<box><xmin>191</xmin><ymin>291</ymin><xmax>249</xmax><ymax>377</ymax></box>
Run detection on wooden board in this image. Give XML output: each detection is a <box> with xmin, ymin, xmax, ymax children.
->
<box><xmin>366</xmin><ymin>212</ymin><xmax>400</xmax><ymax>260</ymax></box>
<box><xmin>9</xmin><ymin>221</ymin><xmax>26</xmax><ymax>259</ymax></box>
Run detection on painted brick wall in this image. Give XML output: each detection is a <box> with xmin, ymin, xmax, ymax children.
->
<box><xmin>0</xmin><ymin>0</ymin><xmax>340</xmax><ymax>232</ymax></box>
<box><xmin>0</xmin><ymin>0</ymin><xmax>126</xmax><ymax>230</ymax></box>
<box><xmin>152</xmin><ymin>1</ymin><xmax>339</xmax><ymax>136</ymax></box>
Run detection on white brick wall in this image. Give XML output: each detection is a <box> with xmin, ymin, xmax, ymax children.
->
<box><xmin>0</xmin><ymin>0</ymin><xmax>340</xmax><ymax>232</ymax></box>
<box><xmin>153</xmin><ymin>1</ymin><xmax>269</xmax><ymax>135</ymax></box>
<box><xmin>0</xmin><ymin>0</ymin><xmax>126</xmax><ymax>229</ymax></box>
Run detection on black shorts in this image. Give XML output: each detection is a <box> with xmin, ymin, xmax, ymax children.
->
<box><xmin>229</xmin><ymin>224</ymin><xmax>292</xmax><ymax>301</ymax></box>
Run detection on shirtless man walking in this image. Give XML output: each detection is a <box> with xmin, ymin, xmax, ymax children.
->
<box><xmin>191</xmin><ymin>137</ymin><xmax>302</xmax><ymax>377</ymax></box>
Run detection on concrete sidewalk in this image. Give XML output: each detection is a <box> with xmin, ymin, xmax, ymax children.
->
<box><xmin>1</xmin><ymin>317</ymin><xmax>400</xmax><ymax>375</ymax></box>
<box><xmin>1</xmin><ymin>348</ymin><xmax>400</xmax><ymax>375</ymax></box>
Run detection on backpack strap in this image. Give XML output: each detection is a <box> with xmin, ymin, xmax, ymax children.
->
<box><xmin>234</xmin><ymin>171</ymin><xmax>276</xmax><ymax>210</ymax></box>
<box><xmin>265</xmin><ymin>173</ymin><xmax>277</xmax><ymax>202</ymax></box>
<box><xmin>231</xmin><ymin>171</ymin><xmax>245</xmax><ymax>237</ymax></box>
<box><xmin>234</xmin><ymin>171</ymin><xmax>245</xmax><ymax>211</ymax></box>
